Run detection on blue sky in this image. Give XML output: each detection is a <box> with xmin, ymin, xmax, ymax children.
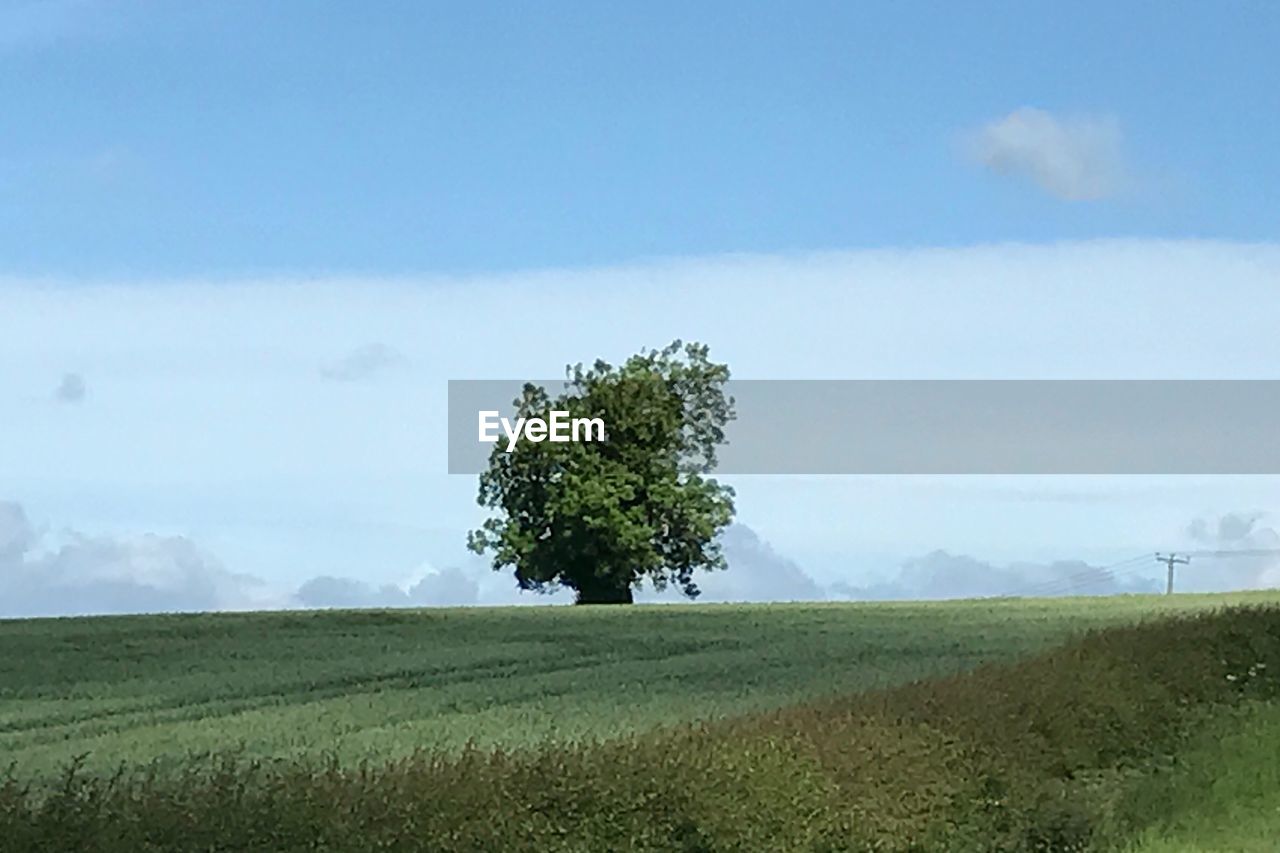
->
<box><xmin>2</xmin><ymin>1</ymin><xmax>1278</xmax><ymax>276</ymax></box>
<box><xmin>3</xmin><ymin>2</ymin><xmax>1280</xmax><ymax>615</ymax></box>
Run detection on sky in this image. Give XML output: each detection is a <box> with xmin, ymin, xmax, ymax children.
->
<box><xmin>2</xmin><ymin>1</ymin><xmax>1280</xmax><ymax>615</ymax></box>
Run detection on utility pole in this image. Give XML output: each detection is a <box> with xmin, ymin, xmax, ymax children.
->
<box><xmin>1155</xmin><ymin>552</ymin><xmax>1190</xmax><ymax>595</ymax></box>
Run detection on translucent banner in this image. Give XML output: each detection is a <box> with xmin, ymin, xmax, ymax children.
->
<box><xmin>447</xmin><ymin>380</ymin><xmax>1280</xmax><ymax>475</ymax></box>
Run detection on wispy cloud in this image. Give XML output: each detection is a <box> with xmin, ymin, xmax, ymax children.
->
<box><xmin>967</xmin><ymin>107</ymin><xmax>1127</xmax><ymax>201</ymax></box>
<box><xmin>320</xmin><ymin>343</ymin><xmax>408</xmax><ymax>382</ymax></box>
<box><xmin>0</xmin><ymin>0</ymin><xmax>111</xmax><ymax>52</ymax></box>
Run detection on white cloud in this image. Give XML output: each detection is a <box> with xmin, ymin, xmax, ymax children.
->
<box><xmin>1181</xmin><ymin>511</ymin><xmax>1280</xmax><ymax>592</ymax></box>
<box><xmin>639</xmin><ymin>523</ymin><xmax>826</xmax><ymax>603</ymax></box>
<box><xmin>294</xmin><ymin>561</ymin><xmax>566</xmax><ymax>609</ymax></box>
<box><xmin>823</xmin><ymin>510</ymin><xmax>1280</xmax><ymax>601</ymax></box>
<box><xmin>0</xmin><ymin>502</ymin><xmax>38</xmax><ymax>563</ymax></box>
<box><xmin>967</xmin><ymin>107</ymin><xmax>1126</xmax><ymax>201</ymax></box>
<box><xmin>3</xmin><ymin>240</ymin><xmax>1280</xmax><ymax>599</ymax></box>
<box><xmin>0</xmin><ymin>500</ymin><xmax>283</xmax><ymax>617</ymax></box>
<box><xmin>830</xmin><ymin>550</ymin><xmax>1158</xmax><ymax>600</ymax></box>
<box><xmin>296</xmin><ymin>523</ymin><xmax>824</xmax><ymax>608</ymax></box>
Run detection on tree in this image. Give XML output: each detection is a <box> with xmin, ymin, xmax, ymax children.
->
<box><xmin>467</xmin><ymin>341</ymin><xmax>736</xmax><ymax>604</ymax></box>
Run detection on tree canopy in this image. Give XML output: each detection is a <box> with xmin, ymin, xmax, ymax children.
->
<box><xmin>467</xmin><ymin>341</ymin><xmax>736</xmax><ymax>604</ymax></box>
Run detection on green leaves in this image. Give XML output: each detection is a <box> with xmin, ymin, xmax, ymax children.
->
<box><xmin>469</xmin><ymin>341</ymin><xmax>736</xmax><ymax>604</ymax></box>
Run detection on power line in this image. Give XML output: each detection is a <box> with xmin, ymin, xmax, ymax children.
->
<box><xmin>1048</xmin><ymin>560</ymin><xmax>1159</xmax><ymax>597</ymax></box>
<box><xmin>999</xmin><ymin>554</ymin><xmax>1151</xmax><ymax>599</ymax></box>
<box><xmin>1010</xmin><ymin>556</ymin><xmax>1146</xmax><ymax>597</ymax></box>
<box><xmin>1000</xmin><ymin>548</ymin><xmax>1280</xmax><ymax>600</ymax></box>
<box><xmin>1018</xmin><ymin>561</ymin><xmax>1156</xmax><ymax>599</ymax></box>
<box><xmin>1182</xmin><ymin>548</ymin><xmax>1280</xmax><ymax>558</ymax></box>
<box><xmin>1158</xmin><ymin>547</ymin><xmax>1280</xmax><ymax>595</ymax></box>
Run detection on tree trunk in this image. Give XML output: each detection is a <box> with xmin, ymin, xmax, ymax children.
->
<box><xmin>573</xmin><ymin>578</ymin><xmax>634</xmax><ymax>605</ymax></box>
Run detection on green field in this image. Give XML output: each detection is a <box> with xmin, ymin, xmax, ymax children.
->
<box><xmin>3</xmin><ymin>591</ymin><xmax>1278</xmax><ymax>780</ymax></box>
<box><xmin>1122</xmin><ymin>701</ymin><xmax>1280</xmax><ymax>852</ymax></box>
<box><xmin>6</xmin><ymin>593</ymin><xmax>1280</xmax><ymax>851</ymax></box>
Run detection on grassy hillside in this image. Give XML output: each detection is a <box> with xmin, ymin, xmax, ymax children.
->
<box><xmin>2</xmin><ymin>591</ymin><xmax>1277</xmax><ymax>780</ymax></box>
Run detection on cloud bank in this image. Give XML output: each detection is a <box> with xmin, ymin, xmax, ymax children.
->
<box><xmin>968</xmin><ymin>108</ymin><xmax>1126</xmax><ymax>200</ymax></box>
<box><xmin>4</xmin><ymin>499</ymin><xmax>1278</xmax><ymax>619</ymax></box>
<box><xmin>831</xmin><ymin>550</ymin><xmax>1158</xmax><ymax>600</ymax></box>
<box><xmin>1180</xmin><ymin>511</ymin><xmax>1280</xmax><ymax>592</ymax></box>
<box><xmin>0</xmin><ymin>501</ymin><xmax>555</xmax><ymax>618</ymax></box>
<box><xmin>296</xmin><ymin>566</ymin><xmax>482</xmax><ymax>609</ymax></box>
<box><xmin>636</xmin><ymin>523</ymin><xmax>827</xmax><ymax>603</ymax></box>
<box><xmin>0</xmin><ymin>500</ymin><xmax>280</xmax><ymax>618</ymax></box>
<box><xmin>291</xmin><ymin>523</ymin><xmax>828</xmax><ymax>609</ymax></box>
<box><xmin>5</xmin><ymin>240</ymin><xmax>1280</xmax><ymax>604</ymax></box>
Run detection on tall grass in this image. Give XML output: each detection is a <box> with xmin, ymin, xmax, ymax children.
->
<box><xmin>1120</xmin><ymin>700</ymin><xmax>1280</xmax><ymax>852</ymax></box>
<box><xmin>2</xmin><ymin>605</ymin><xmax>1277</xmax><ymax>852</ymax></box>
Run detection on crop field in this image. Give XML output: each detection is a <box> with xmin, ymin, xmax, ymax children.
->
<box><xmin>3</xmin><ymin>591</ymin><xmax>1278</xmax><ymax>781</ymax></box>
<box><xmin>6</xmin><ymin>593</ymin><xmax>1280</xmax><ymax>851</ymax></box>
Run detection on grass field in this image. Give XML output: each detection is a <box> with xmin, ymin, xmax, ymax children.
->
<box><xmin>1122</xmin><ymin>701</ymin><xmax>1280</xmax><ymax>852</ymax></box>
<box><xmin>3</xmin><ymin>591</ymin><xmax>1277</xmax><ymax>780</ymax></box>
<box><xmin>5</xmin><ymin>592</ymin><xmax>1280</xmax><ymax>851</ymax></box>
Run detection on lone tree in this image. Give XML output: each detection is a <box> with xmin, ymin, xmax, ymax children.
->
<box><xmin>467</xmin><ymin>340</ymin><xmax>736</xmax><ymax>604</ymax></box>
